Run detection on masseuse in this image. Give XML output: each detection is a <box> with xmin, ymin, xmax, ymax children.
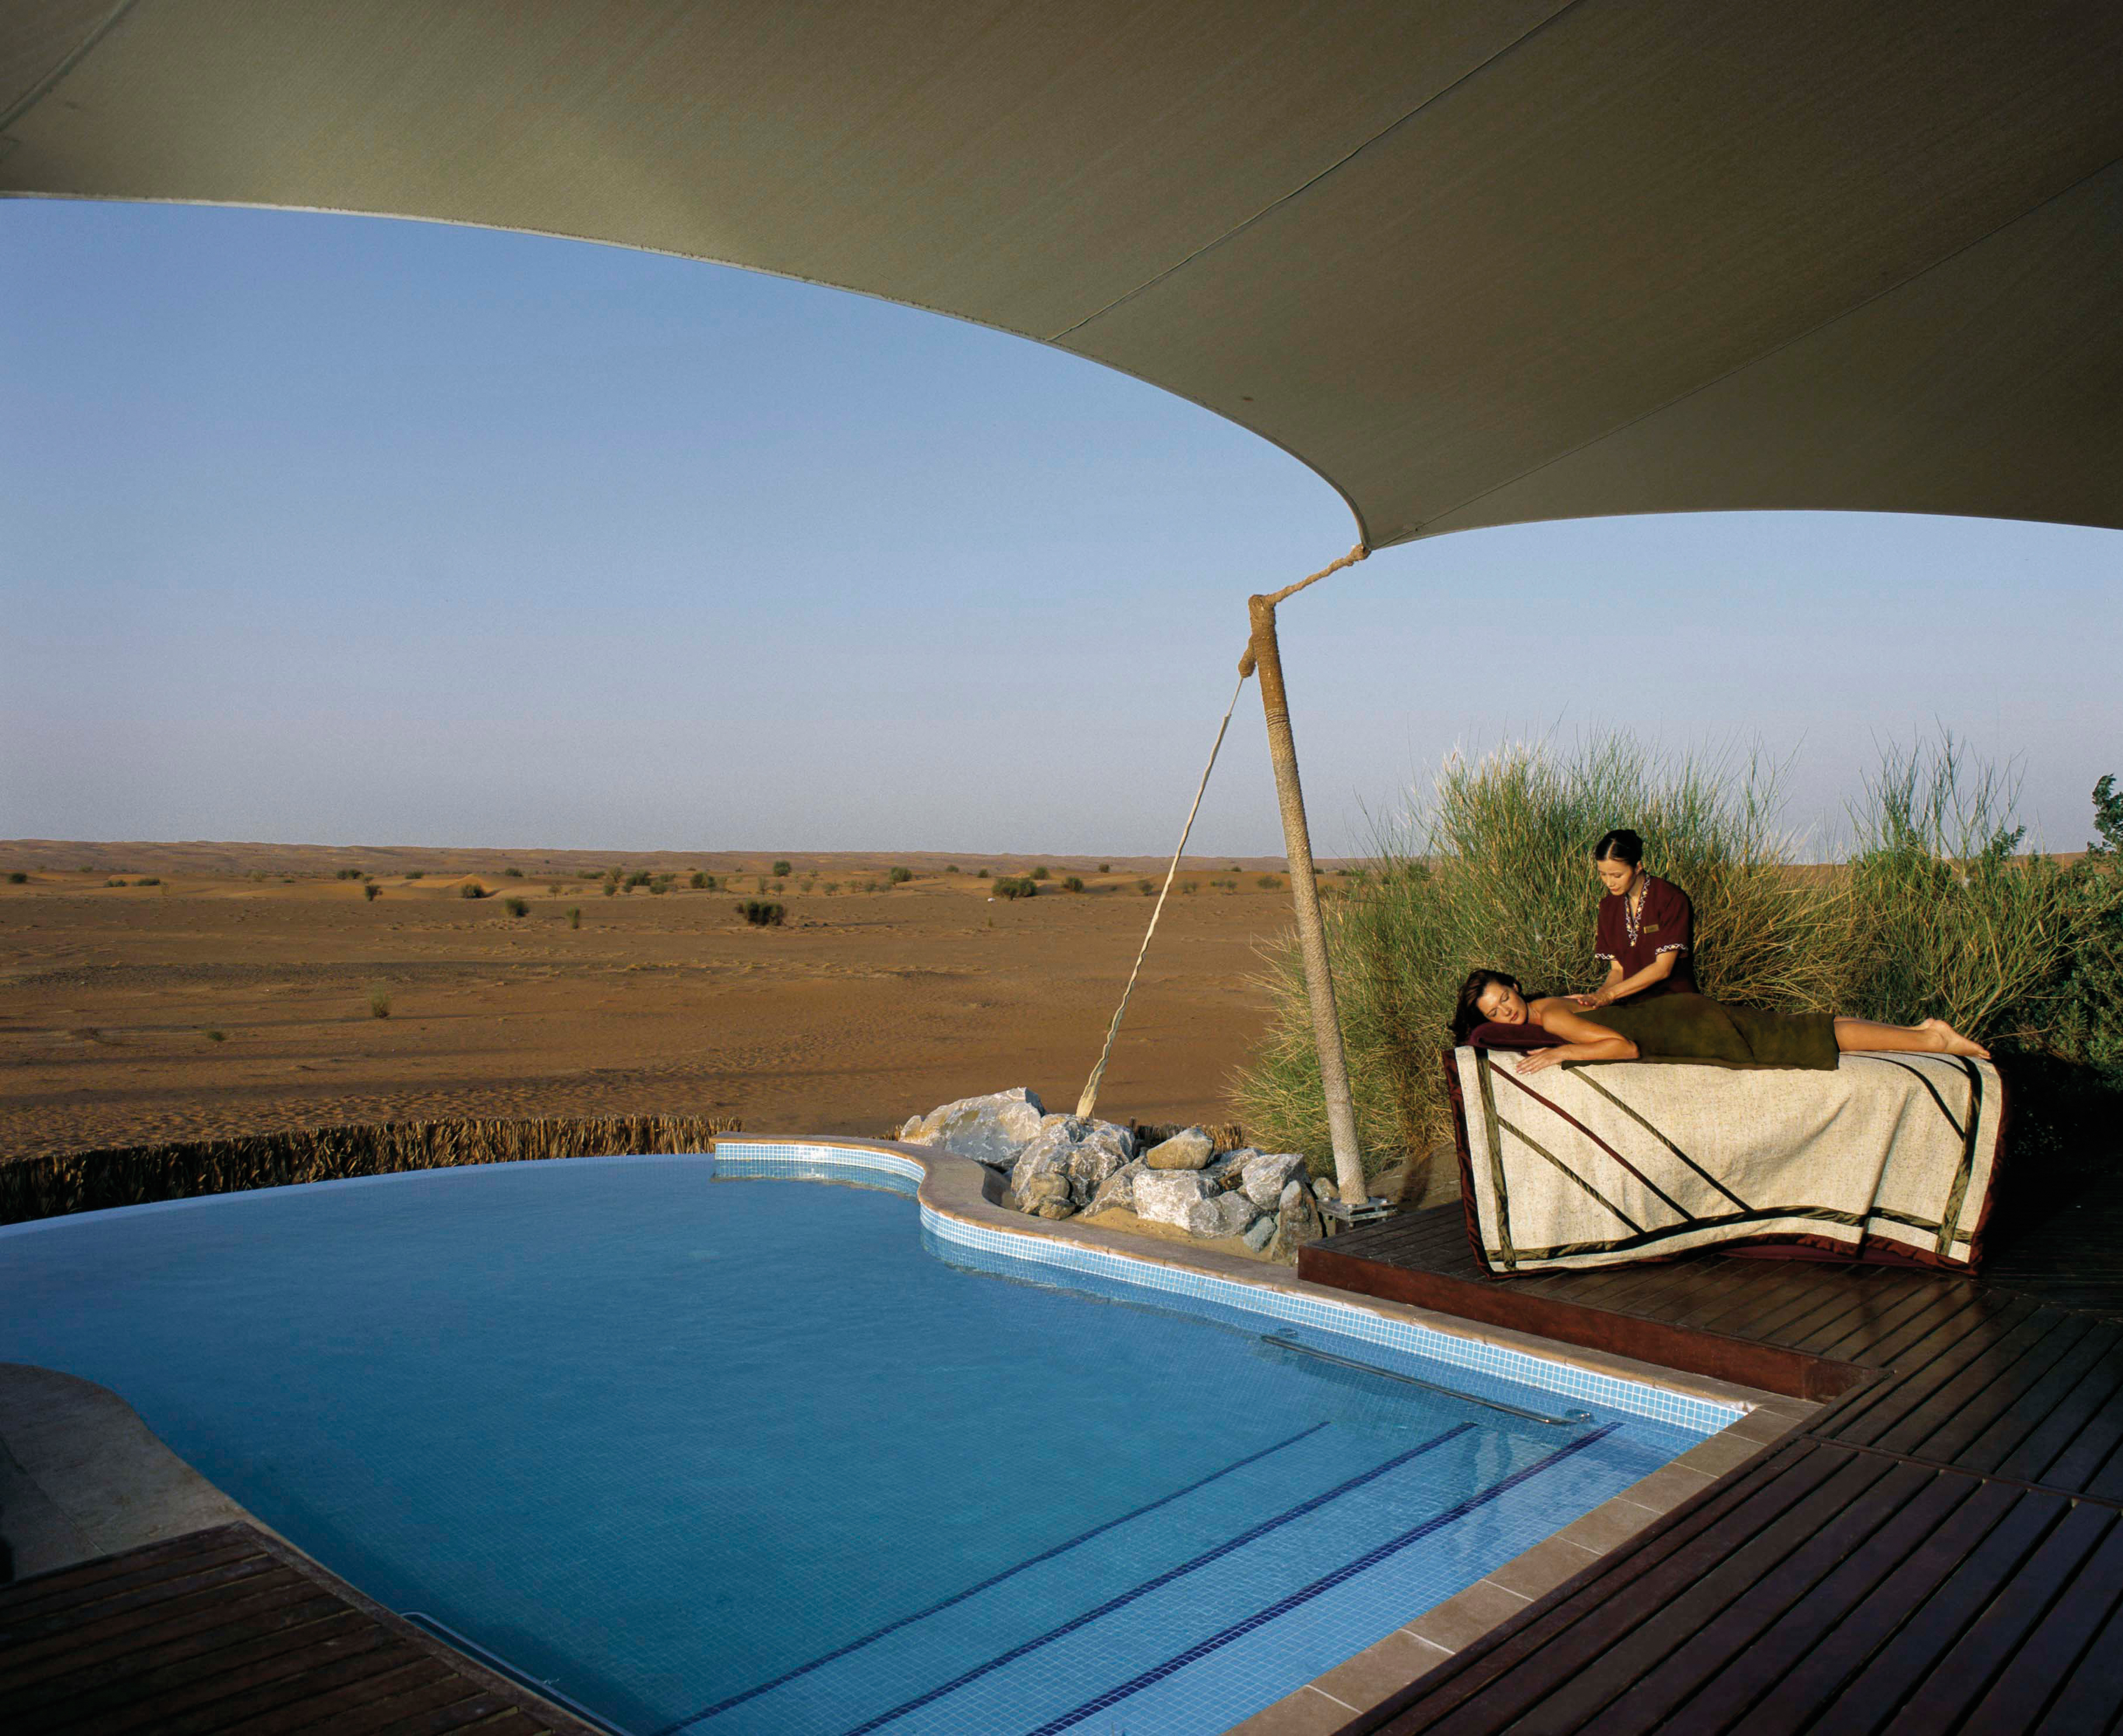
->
<box><xmin>1577</xmin><ymin>827</ymin><xmax>1693</xmax><ymax>1009</ymax></box>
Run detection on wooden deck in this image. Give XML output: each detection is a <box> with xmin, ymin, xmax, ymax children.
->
<box><xmin>0</xmin><ymin>1523</ymin><xmax>602</xmax><ymax>1735</ymax></box>
<box><xmin>1312</xmin><ymin>1156</ymin><xmax>2123</xmax><ymax>1730</ymax></box>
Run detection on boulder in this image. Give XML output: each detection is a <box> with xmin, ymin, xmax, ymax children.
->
<box><xmin>1089</xmin><ymin>1159</ymin><xmax>1146</xmax><ymax>1214</ymax></box>
<box><xmin>1144</xmin><ymin>1127</ymin><xmax>1215</xmax><ymax>1170</ymax></box>
<box><xmin>1266</xmin><ymin>1176</ymin><xmax>1327</xmax><ymax>1263</ymax></box>
<box><xmin>1240</xmin><ymin>1152</ymin><xmax>1308</xmax><ymax>1210</ymax></box>
<box><xmin>905</xmin><ymin>1088</ymin><xmax>1046</xmax><ymax>1168</ymax></box>
<box><xmin>1010</xmin><ymin>1117</ymin><xmax>1138</xmax><ymax>1214</ymax></box>
<box><xmin>1016</xmin><ymin>1169</ymin><xmax>1075</xmax><ymax>1219</ymax></box>
<box><xmin>1134</xmin><ymin>1171</ymin><xmax>1261</xmax><ymax>1239</ymax></box>
<box><xmin>1242</xmin><ymin>1213</ymin><xmax>1277</xmax><ymax>1252</ymax></box>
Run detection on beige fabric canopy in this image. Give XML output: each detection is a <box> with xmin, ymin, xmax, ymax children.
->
<box><xmin>5</xmin><ymin>0</ymin><xmax>2121</xmax><ymax>548</ymax></box>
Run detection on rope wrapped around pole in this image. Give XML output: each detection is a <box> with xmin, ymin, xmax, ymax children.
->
<box><xmin>1075</xmin><ymin>672</ymin><xmax>1251</xmax><ymax>1121</ymax></box>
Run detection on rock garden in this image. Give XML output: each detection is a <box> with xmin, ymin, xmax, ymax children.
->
<box><xmin>898</xmin><ymin>1089</ymin><xmax>1331</xmax><ymax>1262</ymax></box>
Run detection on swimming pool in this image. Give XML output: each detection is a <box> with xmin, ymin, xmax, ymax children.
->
<box><xmin>0</xmin><ymin>1145</ymin><xmax>1734</xmax><ymax>1734</ymax></box>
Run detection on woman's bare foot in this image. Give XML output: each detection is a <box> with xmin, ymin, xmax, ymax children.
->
<box><xmin>1921</xmin><ymin>1017</ymin><xmax>1990</xmax><ymax>1060</ymax></box>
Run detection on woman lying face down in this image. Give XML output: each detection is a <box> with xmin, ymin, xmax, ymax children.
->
<box><xmin>1451</xmin><ymin>969</ymin><xmax>1989</xmax><ymax>1076</ymax></box>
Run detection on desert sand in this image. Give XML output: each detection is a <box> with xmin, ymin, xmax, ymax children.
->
<box><xmin>0</xmin><ymin>842</ymin><xmax>1328</xmax><ymax>1162</ymax></box>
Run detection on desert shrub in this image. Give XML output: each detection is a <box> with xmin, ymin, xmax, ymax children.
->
<box><xmin>1139</xmin><ymin>879</ymin><xmax>1155</xmax><ymax>895</ymax></box>
<box><xmin>1234</xmin><ymin>734</ymin><xmax>1838</xmax><ymax>1176</ymax></box>
<box><xmin>1031</xmin><ymin>865</ymin><xmax>1050</xmax><ymax>881</ymax></box>
<box><xmin>772</xmin><ymin>860</ymin><xmax>793</xmax><ymax>878</ymax></box>
<box><xmin>993</xmin><ymin>877</ymin><xmax>1037</xmax><ymax>900</ymax></box>
<box><xmin>690</xmin><ymin>871</ymin><xmax>711</xmax><ymax>890</ymax></box>
<box><xmin>2051</xmin><ymin>776</ymin><xmax>2123</xmax><ymax>1078</ymax></box>
<box><xmin>1838</xmin><ymin>739</ymin><xmax>2090</xmax><ymax>1045</ymax></box>
<box><xmin>889</xmin><ymin>866</ymin><xmax>913</xmax><ymax>884</ymax></box>
<box><xmin>579</xmin><ymin>869</ymin><xmax>601</xmax><ymax>879</ymax></box>
<box><xmin>503</xmin><ymin>867</ymin><xmax>523</xmax><ymax>878</ymax></box>
<box><xmin>1099</xmin><ymin>863</ymin><xmax>1111</xmax><ymax>874</ymax></box>
<box><xmin>1258</xmin><ymin>874</ymin><xmax>1284</xmax><ymax>890</ymax></box>
<box><xmin>823</xmin><ymin>880</ymin><xmax>840</xmax><ymax>894</ymax></box>
<box><xmin>363</xmin><ymin>883</ymin><xmax>380</xmax><ymax>902</ymax></box>
<box><xmin>1064</xmin><ymin>876</ymin><xmax>1085</xmax><ymax>893</ymax></box>
<box><xmin>137</xmin><ymin>876</ymin><xmax>161</xmax><ymax>886</ymax></box>
<box><xmin>406</xmin><ymin>870</ymin><xmax>424</xmax><ymax>880</ymax></box>
<box><xmin>625</xmin><ymin>870</ymin><xmax>652</xmax><ymax>892</ymax></box>
<box><xmin>602</xmin><ymin>882</ymin><xmax>617</xmax><ymax>898</ymax></box>
<box><xmin>946</xmin><ymin>864</ymin><xmax>960</xmax><ymax>874</ymax></box>
<box><xmin>460</xmin><ymin>881</ymin><xmax>487</xmax><ymax>899</ymax></box>
<box><xmin>976</xmin><ymin>868</ymin><xmax>989</xmax><ymax>879</ymax></box>
<box><xmin>503</xmin><ymin>896</ymin><xmax>530</xmax><ymax>917</ymax></box>
<box><xmin>567</xmin><ymin>906</ymin><xmax>582</xmax><ymax>930</ymax></box>
<box><xmin>104</xmin><ymin>878</ymin><xmax>126</xmax><ymax>887</ymax></box>
<box><xmin>334</xmin><ymin>867</ymin><xmax>363</xmax><ymax>881</ymax></box>
<box><xmin>737</xmin><ymin>900</ymin><xmax>787</xmax><ymax>927</ymax></box>
<box><xmin>547</xmin><ymin>882</ymin><xmax>561</xmax><ymax>896</ymax></box>
<box><xmin>650</xmin><ymin>876</ymin><xmax>671</xmax><ymax>895</ymax></box>
<box><xmin>369</xmin><ymin>991</ymin><xmax>392</xmax><ymax>1019</ymax></box>
<box><xmin>6</xmin><ymin>872</ymin><xmax>25</xmax><ymax>884</ymax></box>
<box><xmin>204</xmin><ymin>1028</ymin><xmax>226</xmax><ymax>1042</ymax></box>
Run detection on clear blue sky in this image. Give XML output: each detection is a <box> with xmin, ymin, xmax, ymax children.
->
<box><xmin>4</xmin><ymin>199</ymin><xmax>2117</xmax><ymax>860</ymax></box>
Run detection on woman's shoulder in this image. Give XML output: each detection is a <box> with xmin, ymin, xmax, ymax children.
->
<box><xmin>1647</xmin><ymin>873</ymin><xmax>1691</xmax><ymax>908</ymax></box>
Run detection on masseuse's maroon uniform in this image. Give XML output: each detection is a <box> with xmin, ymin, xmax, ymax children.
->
<box><xmin>1594</xmin><ymin>874</ymin><xmax>1696</xmax><ymax>997</ymax></box>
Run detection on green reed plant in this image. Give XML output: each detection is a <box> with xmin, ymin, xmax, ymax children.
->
<box><xmin>1234</xmin><ymin>734</ymin><xmax>1838</xmax><ymax>1175</ymax></box>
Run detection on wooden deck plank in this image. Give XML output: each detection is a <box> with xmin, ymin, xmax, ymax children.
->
<box><xmin>0</xmin><ymin>1527</ymin><xmax>594</xmax><ymax>1735</ymax></box>
<box><xmin>2033</xmin><ymin>1586</ymin><xmax>2123</xmax><ymax>1734</ymax></box>
<box><xmin>2011</xmin><ymin>1377</ymin><xmax>2123</xmax><ymax>1494</ymax></box>
<box><xmin>1959</xmin><ymin>1512</ymin><xmax>2123</xmax><ymax>1735</ymax></box>
<box><xmin>1647</xmin><ymin>1464</ymin><xmax>1981</xmax><ymax>1735</ymax></box>
<box><xmin>1877</xmin><ymin>1500</ymin><xmax>2117</xmax><ymax>1734</ymax></box>
<box><xmin>1956</xmin><ymin>1317</ymin><xmax>2123</xmax><ymax>1474</ymax></box>
<box><xmin>1867</xmin><ymin>1308</ymin><xmax>2093</xmax><ymax>1458</ymax></box>
<box><xmin>1799</xmin><ymin>1486</ymin><xmax>2063</xmax><ymax>1734</ymax></box>
<box><xmin>1491</xmin><ymin>1450</ymin><xmax>1903</xmax><ymax>1732</ymax></box>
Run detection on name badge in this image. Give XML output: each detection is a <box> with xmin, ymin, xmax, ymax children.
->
<box><xmin>1643</xmin><ymin>923</ymin><xmax>1661</xmax><ymax>933</ymax></box>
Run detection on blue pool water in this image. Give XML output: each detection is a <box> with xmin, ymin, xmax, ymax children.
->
<box><xmin>0</xmin><ymin>1152</ymin><xmax>1723</xmax><ymax>1734</ymax></box>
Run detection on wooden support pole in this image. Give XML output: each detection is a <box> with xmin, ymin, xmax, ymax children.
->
<box><xmin>1242</xmin><ymin>593</ymin><xmax>1368</xmax><ymax>1203</ymax></box>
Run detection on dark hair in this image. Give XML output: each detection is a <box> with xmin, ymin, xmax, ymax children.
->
<box><xmin>1451</xmin><ymin>968</ymin><xmax>1525</xmax><ymax>1044</ymax></box>
<box><xmin>1592</xmin><ymin>827</ymin><xmax>1643</xmax><ymax>867</ymax></box>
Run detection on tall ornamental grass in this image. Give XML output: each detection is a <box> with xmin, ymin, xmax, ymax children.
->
<box><xmin>1234</xmin><ymin>733</ymin><xmax>2122</xmax><ymax>1179</ymax></box>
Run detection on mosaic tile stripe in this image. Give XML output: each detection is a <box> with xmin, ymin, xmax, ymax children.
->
<box><xmin>652</xmin><ymin>1420</ymin><xmax>1331</xmax><ymax>1734</ymax></box>
<box><xmin>1026</xmin><ymin>1423</ymin><xmax>1622</xmax><ymax>1735</ymax></box>
<box><xmin>824</xmin><ymin>1424</ymin><xmax>1476</xmax><ymax>1736</ymax></box>
<box><xmin>712</xmin><ymin>1142</ymin><xmax>1744</xmax><ymax>1435</ymax></box>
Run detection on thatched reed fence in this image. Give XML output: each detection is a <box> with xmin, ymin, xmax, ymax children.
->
<box><xmin>0</xmin><ymin>1113</ymin><xmax>744</xmax><ymax>1228</ymax></box>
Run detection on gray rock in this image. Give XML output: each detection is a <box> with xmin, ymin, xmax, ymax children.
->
<box><xmin>1131</xmin><ymin>1170</ymin><xmax>1214</xmax><ymax>1230</ymax></box>
<box><xmin>1010</xmin><ymin>1117</ymin><xmax>1138</xmax><ymax>1212</ymax></box>
<box><xmin>1241</xmin><ymin>1152</ymin><xmax>1308</xmax><ymax>1210</ymax></box>
<box><xmin>1017</xmin><ymin>1169</ymin><xmax>1074</xmax><ymax>1218</ymax></box>
<box><xmin>1242</xmin><ymin>1213</ymin><xmax>1278</xmax><ymax>1251</ymax></box>
<box><xmin>1089</xmin><ymin>1159</ymin><xmax>1146</xmax><ymax>1214</ymax></box>
<box><xmin>908</xmin><ymin>1087</ymin><xmax>1045</xmax><ymax>1168</ymax></box>
<box><xmin>1144</xmin><ymin>1127</ymin><xmax>1215</xmax><ymax>1170</ymax></box>
<box><xmin>1266</xmin><ymin>1177</ymin><xmax>1327</xmax><ymax>1263</ymax></box>
<box><xmin>1134</xmin><ymin>1171</ymin><xmax>1260</xmax><ymax>1239</ymax></box>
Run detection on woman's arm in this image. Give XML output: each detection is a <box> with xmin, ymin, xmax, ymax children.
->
<box><xmin>1583</xmin><ymin>950</ymin><xmax>1677</xmax><ymax>1007</ymax></box>
<box><xmin>1571</xmin><ymin>960</ymin><xmax>1627</xmax><ymax>1008</ymax></box>
<box><xmin>1516</xmin><ymin>1002</ymin><xmax>1639</xmax><ymax>1073</ymax></box>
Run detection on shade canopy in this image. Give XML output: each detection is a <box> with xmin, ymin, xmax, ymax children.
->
<box><xmin>6</xmin><ymin>1</ymin><xmax>2121</xmax><ymax>548</ymax></box>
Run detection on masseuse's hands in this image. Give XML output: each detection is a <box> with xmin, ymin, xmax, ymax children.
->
<box><xmin>1568</xmin><ymin>993</ymin><xmax>1603</xmax><ymax>1009</ymax></box>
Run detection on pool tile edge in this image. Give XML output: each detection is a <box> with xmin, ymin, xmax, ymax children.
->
<box><xmin>733</xmin><ymin>1135</ymin><xmax>1768</xmax><ymax>1434</ymax></box>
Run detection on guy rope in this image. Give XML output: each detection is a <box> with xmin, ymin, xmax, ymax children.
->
<box><xmin>1076</xmin><ymin>543</ymin><xmax>1377</xmax><ymax>1208</ymax></box>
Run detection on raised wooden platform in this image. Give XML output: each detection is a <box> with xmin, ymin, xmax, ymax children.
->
<box><xmin>0</xmin><ymin>1523</ymin><xmax>601</xmax><ymax>1735</ymax></box>
<box><xmin>1313</xmin><ymin>1141</ymin><xmax>2123</xmax><ymax>1730</ymax></box>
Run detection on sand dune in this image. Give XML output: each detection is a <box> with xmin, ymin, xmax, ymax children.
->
<box><xmin>0</xmin><ymin>845</ymin><xmax>1315</xmax><ymax>1162</ymax></box>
